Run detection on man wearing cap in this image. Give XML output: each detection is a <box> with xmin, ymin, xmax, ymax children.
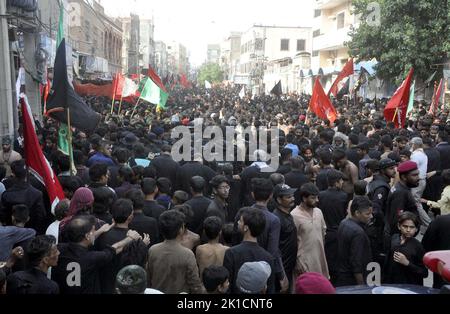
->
<box><xmin>409</xmin><ymin>137</ymin><xmax>432</xmax><ymax>229</ymax></box>
<box><xmin>273</xmin><ymin>184</ymin><xmax>298</xmax><ymax>291</ymax></box>
<box><xmin>0</xmin><ymin>136</ymin><xmax>22</xmax><ymax>178</ymax></box>
<box><xmin>385</xmin><ymin>161</ymin><xmax>420</xmax><ymax>246</ymax></box>
<box><xmin>367</xmin><ymin>158</ymin><xmax>397</xmax><ymax>263</ymax></box>
<box><xmin>236</xmin><ymin>261</ymin><xmax>272</xmax><ymax>294</ymax></box>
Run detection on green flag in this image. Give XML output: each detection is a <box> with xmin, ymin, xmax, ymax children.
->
<box><xmin>139</xmin><ymin>77</ymin><xmax>169</xmax><ymax>109</ymax></box>
<box><xmin>55</xmin><ymin>1</ymin><xmax>75</xmax><ymax>174</ymax></box>
<box><xmin>407</xmin><ymin>80</ymin><xmax>415</xmax><ymax>115</ymax></box>
<box><xmin>56</xmin><ymin>0</ymin><xmax>64</xmax><ymax>47</ymax></box>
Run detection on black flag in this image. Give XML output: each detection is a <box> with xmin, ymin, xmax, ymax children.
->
<box><xmin>46</xmin><ymin>39</ymin><xmax>100</xmax><ymax>133</ymax></box>
<box><xmin>270</xmin><ymin>80</ymin><xmax>282</xmax><ymax>97</ymax></box>
<box><xmin>336</xmin><ymin>78</ymin><xmax>350</xmax><ymax>100</ymax></box>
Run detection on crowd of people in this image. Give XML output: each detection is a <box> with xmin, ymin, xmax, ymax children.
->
<box><xmin>0</xmin><ymin>84</ymin><xmax>449</xmax><ymax>294</ymax></box>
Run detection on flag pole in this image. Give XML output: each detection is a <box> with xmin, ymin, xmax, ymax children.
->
<box><xmin>392</xmin><ymin>108</ymin><xmax>398</xmax><ymax>123</ymax></box>
<box><xmin>66</xmin><ymin>108</ymin><xmax>75</xmax><ymax>176</ymax></box>
<box><xmin>131</xmin><ymin>95</ymin><xmax>142</xmax><ymax>119</ymax></box>
<box><xmin>110</xmin><ymin>73</ymin><xmax>117</xmax><ymax>115</ymax></box>
<box><xmin>118</xmin><ymin>94</ymin><xmax>124</xmax><ymax>117</ymax></box>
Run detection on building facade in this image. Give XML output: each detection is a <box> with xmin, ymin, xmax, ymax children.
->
<box><xmin>219</xmin><ymin>32</ymin><xmax>242</xmax><ymax>81</ymax></box>
<box><xmin>68</xmin><ymin>0</ymin><xmax>123</xmax><ymax>78</ymax></box>
<box><xmin>207</xmin><ymin>44</ymin><xmax>221</xmax><ymax>64</ymax></box>
<box><xmin>167</xmin><ymin>41</ymin><xmax>189</xmax><ymax>75</ymax></box>
<box><xmin>140</xmin><ymin>19</ymin><xmax>155</xmax><ymax>71</ymax></box>
<box><xmin>238</xmin><ymin>25</ymin><xmax>312</xmax><ymax>95</ymax></box>
<box><xmin>155</xmin><ymin>41</ymin><xmax>168</xmax><ymax>78</ymax></box>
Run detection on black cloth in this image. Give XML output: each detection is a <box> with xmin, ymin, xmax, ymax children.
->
<box><xmin>46</xmin><ymin>39</ymin><xmax>100</xmax><ymax>133</ymax></box>
<box><xmin>346</xmin><ymin>147</ymin><xmax>362</xmax><ymax>168</ymax></box>
<box><xmin>185</xmin><ymin>195</ymin><xmax>211</xmax><ymax>235</ymax></box>
<box><xmin>205</xmin><ymin>198</ymin><xmax>229</xmax><ymax>223</ymax></box>
<box><xmin>150</xmin><ymin>154</ymin><xmax>180</xmax><ymax>185</ymax></box>
<box><xmin>93</xmin><ymin>212</ymin><xmax>113</xmax><ymax>225</ymax></box>
<box><xmin>284</xmin><ymin>170</ymin><xmax>310</xmax><ymax>206</ymax></box>
<box><xmin>422</xmin><ymin>215</ymin><xmax>450</xmax><ymax>289</ymax></box>
<box><xmin>436</xmin><ymin>142</ymin><xmax>450</xmax><ymax>170</ymax></box>
<box><xmin>114</xmin><ymin>182</ymin><xmax>140</xmax><ymax>199</ymax></box>
<box><xmin>51</xmin><ymin>243</ymin><xmax>116</xmax><ymax>294</ymax></box>
<box><xmin>385</xmin><ymin>182</ymin><xmax>418</xmax><ymax>242</ymax></box>
<box><xmin>240</xmin><ymin>165</ymin><xmax>276</xmax><ymax>206</ymax></box>
<box><xmin>276</xmin><ymin>164</ymin><xmax>291</xmax><ymax>175</ymax></box>
<box><xmin>383</xmin><ymin>234</ymin><xmax>427</xmax><ymax>285</ymax></box>
<box><xmin>226</xmin><ymin>175</ymin><xmax>243</xmax><ymax>221</ymax></box>
<box><xmin>424</xmin><ymin>147</ymin><xmax>441</xmax><ymax>172</ymax></box>
<box><xmin>223</xmin><ymin>241</ymin><xmax>276</xmax><ymax>294</ymax></box>
<box><xmin>367</xmin><ymin>174</ymin><xmax>391</xmax><ymax>260</ymax></box>
<box><xmin>129</xmin><ymin>212</ymin><xmax>159</xmax><ymax>245</ymax></box>
<box><xmin>6</xmin><ymin>268</ymin><xmax>59</xmax><ymax>294</ymax></box>
<box><xmin>107</xmin><ymin>164</ymin><xmax>121</xmax><ymax>189</ymax></box>
<box><xmin>318</xmin><ymin>188</ymin><xmax>348</xmax><ymax>282</ymax></box>
<box><xmin>273</xmin><ymin>208</ymin><xmax>297</xmax><ymax>286</ymax></box>
<box><xmin>143</xmin><ymin>200</ymin><xmax>165</xmax><ymax>221</ymax></box>
<box><xmin>316</xmin><ymin>167</ymin><xmax>333</xmax><ymax>191</ymax></box>
<box><xmin>175</xmin><ymin>162</ymin><xmax>216</xmax><ymax>194</ymax></box>
<box><xmin>1</xmin><ymin>180</ymin><xmax>47</xmax><ymax>234</ymax></box>
<box><xmin>88</xmin><ymin>183</ymin><xmax>117</xmax><ymax>205</ymax></box>
<box><xmin>58</xmin><ymin>175</ymin><xmax>84</xmax><ymax>193</ymax></box>
<box><xmin>94</xmin><ymin>227</ymin><xmax>128</xmax><ymax>294</ymax></box>
<box><xmin>336</xmin><ymin>218</ymin><xmax>372</xmax><ymax>287</ymax></box>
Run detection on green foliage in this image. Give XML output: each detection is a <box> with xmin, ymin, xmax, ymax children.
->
<box><xmin>346</xmin><ymin>0</ymin><xmax>450</xmax><ymax>83</ymax></box>
<box><xmin>197</xmin><ymin>63</ymin><xmax>224</xmax><ymax>84</ymax></box>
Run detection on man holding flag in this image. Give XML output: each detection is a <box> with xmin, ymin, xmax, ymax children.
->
<box><xmin>309</xmin><ymin>77</ymin><xmax>338</xmax><ymax>125</ymax></box>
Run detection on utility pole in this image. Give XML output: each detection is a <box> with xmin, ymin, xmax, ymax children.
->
<box><xmin>0</xmin><ymin>0</ymin><xmax>15</xmax><ymax>139</ymax></box>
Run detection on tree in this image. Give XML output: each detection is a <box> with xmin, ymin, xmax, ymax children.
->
<box><xmin>197</xmin><ymin>63</ymin><xmax>224</xmax><ymax>85</ymax></box>
<box><xmin>346</xmin><ymin>0</ymin><xmax>449</xmax><ymax>83</ymax></box>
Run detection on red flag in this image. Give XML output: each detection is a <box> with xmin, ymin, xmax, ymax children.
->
<box><xmin>429</xmin><ymin>79</ymin><xmax>444</xmax><ymax>116</ymax></box>
<box><xmin>309</xmin><ymin>77</ymin><xmax>338</xmax><ymax>124</ymax></box>
<box><xmin>328</xmin><ymin>59</ymin><xmax>354</xmax><ymax>97</ymax></box>
<box><xmin>148</xmin><ymin>67</ymin><xmax>167</xmax><ymax>93</ymax></box>
<box><xmin>111</xmin><ymin>73</ymin><xmax>125</xmax><ymax>98</ymax></box>
<box><xmin>180</xmin><ymin>73</ymin><xmax>191</xmax><ymax>89</ymax></box>
<box><xmin>384</xmin><ymin>68</ymin><xmax>414</xmax><ymax>128</ymax></box>
<box><xmin>20</xmin><ymin>94</ymin><xmax>65</xmax><ymax>211</ymax></box>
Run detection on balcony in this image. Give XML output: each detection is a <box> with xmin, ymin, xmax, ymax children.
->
<box><xmin>315</xmin><ymin>0</ymin><xmax>349</xmax><ymax>10</ymax></box>
<box><xmin>312</xmin><ymin>25</ymin><xmax>351</xmax><ymax>51</ymax></box>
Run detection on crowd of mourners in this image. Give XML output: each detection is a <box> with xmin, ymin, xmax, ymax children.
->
<box><xmin>0</xmin><ymin>84</ymin><xmax>450</xmax><ymax>294</ymax></box>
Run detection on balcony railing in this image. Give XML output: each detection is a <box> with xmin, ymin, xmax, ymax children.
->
<box><xmin>312</xmin><ymin>25</ymin><xmax>351</xmax><ymax>51</ymax></box>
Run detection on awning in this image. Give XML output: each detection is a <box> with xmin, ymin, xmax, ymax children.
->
<box><xmin>355</xmin><ymin>60</ymin><xmax>378</xmax><ymax>76</ymax></box>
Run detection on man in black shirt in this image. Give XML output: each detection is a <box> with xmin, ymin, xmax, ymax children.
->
<box><xmin>206</xmin><ymin>175</ymin><xmax>230</xmax><ymax>223</ymax></box>
<box><xmin>142</xmin><ymin>178</ymin><xmax>166</xmax><ymax>221</ymax></box>
<box><xmin>385</xmin><ymin>161</ymin><xmax>420</xmax><ymax>246</ymax></box>
<box><xmin>223</xmin><ymin>207</ymin><xmax>276</xmax><ymax>294</ymax></box>
<box><xmin>367</xmin><ymin>158</ymin><xmax>397</xmax><ymax>262</ymax></box>
<box><xmin>272</xmin><ymin>184</ymin><xmax>297</xmax><ymax>292</ymax></box>
<box><xmin>284</xmin><ymin>156</ymin><xmax>310</xmax><ymax>206</ymax></box>
<box><xmin>126</xmin><ymin>189</ymin><xmax>159</xmax><ymax>245</ymax></box>
<box><xmin>318</xmin><ymin>169</ymin><xmax>349</xmax><ymax>284</ymax></box>
<box><xmin>7</xmin><ymin>235</ymin><xmax>59</xmax><ymax>294</ymax></box>
<box><xmin>185</xmin><ymin>176</ymin><xmax>211</xmax><ymax>235</ymax></box>
<box><xmin>52</xmin><ymin>215</ymin><xmax>141</xmax><ymax>294</ymax></box>
<box><xmin>149</xmin><ymin>144</ymin><xmax>179</xmax><ymax>184</ymax></box>
<box><xmin>316</xmin><ymin>150</ymin><xmax>334</xmax><ymax>191</ymax></box>
<box><xmin>336</xmin><ymin>196</ymin><xmax>373</xmax><ymax>287</ymax></box>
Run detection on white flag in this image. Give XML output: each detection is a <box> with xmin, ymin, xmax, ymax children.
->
<box><xmin>205</xmin><ymin>80</ymin><xmax>212</xmax><ymax>89</ymax></box>
<box><xmin>239</xmin><ymin>86</ymin><xmax>245</xmax><ymax>99</ymax></box>
<box><xmin>16</xmin><ymin>67</ymin><xmax>25</xmax><ymax>104</ymax></box>
<box><xmin>122</xmin><ymin>77</ymin><xmax>138</xmax><ymax>97</ymax></box>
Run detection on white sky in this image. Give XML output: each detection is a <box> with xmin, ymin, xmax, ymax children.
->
<box><xmin>101</xmin><ymin>0</ymin><xmax>314</xmax><ymax>66</ymax></box>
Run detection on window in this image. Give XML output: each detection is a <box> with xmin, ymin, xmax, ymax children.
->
<box><xmin>314</xmin><ymin>9</ymin><xmax>321</xmax><ymax>17</ymax></box>
<box><xmin>280</xmin><ymin>39</ymin><xmax>289</xmax><ymax>51</ymax></box>
<box><xmin>312</xmin><ymin>50</ymin><xmax>319</xmax><ymax>57</ymax></box>
<box><xmin>313</xmin><ymin>29</ymin><xmax>321</xmax><ymax>37</ymax></box>
<box><xmin>297</xmin><ymin>39</ymin><xmax>306</xmax><ymax>51</ymax></box>
<box><xmin>337</xmin><ymin>12</ymin><xmax>345</xmax><ymax>29</ymax></box>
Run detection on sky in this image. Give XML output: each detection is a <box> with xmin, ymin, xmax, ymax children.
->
<box><xmin>101</xmin><ymin>0</ymin><xmax>314</xmax><ymax>67</ymax></box>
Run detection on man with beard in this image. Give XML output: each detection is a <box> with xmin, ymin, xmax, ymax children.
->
<box><xmin>385</xmin><ymin>161</ymin><xmax>420</xmax><ymax>248</ymax></box>
<box><xmin>272</xmin><ymin>184</ymin><xmax>297</xmax><ymax>292</ymax></box>
<box><xmin>0</xmin><ymin>136</ymin><xmax>22</xmax><ymax>177</ymax></box>
<box><xmin>292</xmin><ymin>183</ymin><xmax>329</xmax><ymax>279</ymax></box>
<box><xmin>367</xmin><ymin>159</ymin><xmax>397</xmax><ymax>263</ymax></box>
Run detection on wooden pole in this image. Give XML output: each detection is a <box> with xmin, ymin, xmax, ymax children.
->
<box><xmin>110</xmin><ymin>73</ymin><xmax>118</xmax><ymax>115</ymax></box>
<box><xmin>67</xmin><ymin>108</ymin><xmax>75</xmax><ymax>176</ymax></box>
<box><xmin>117</xmin><ymin>94</ymin><xmax>124</xmax><ymax>117</ymax></box>
<box><xmin>130</xmin><ymin>96</ymin><xmax>142</xmax><ymax>119</ymax></box>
